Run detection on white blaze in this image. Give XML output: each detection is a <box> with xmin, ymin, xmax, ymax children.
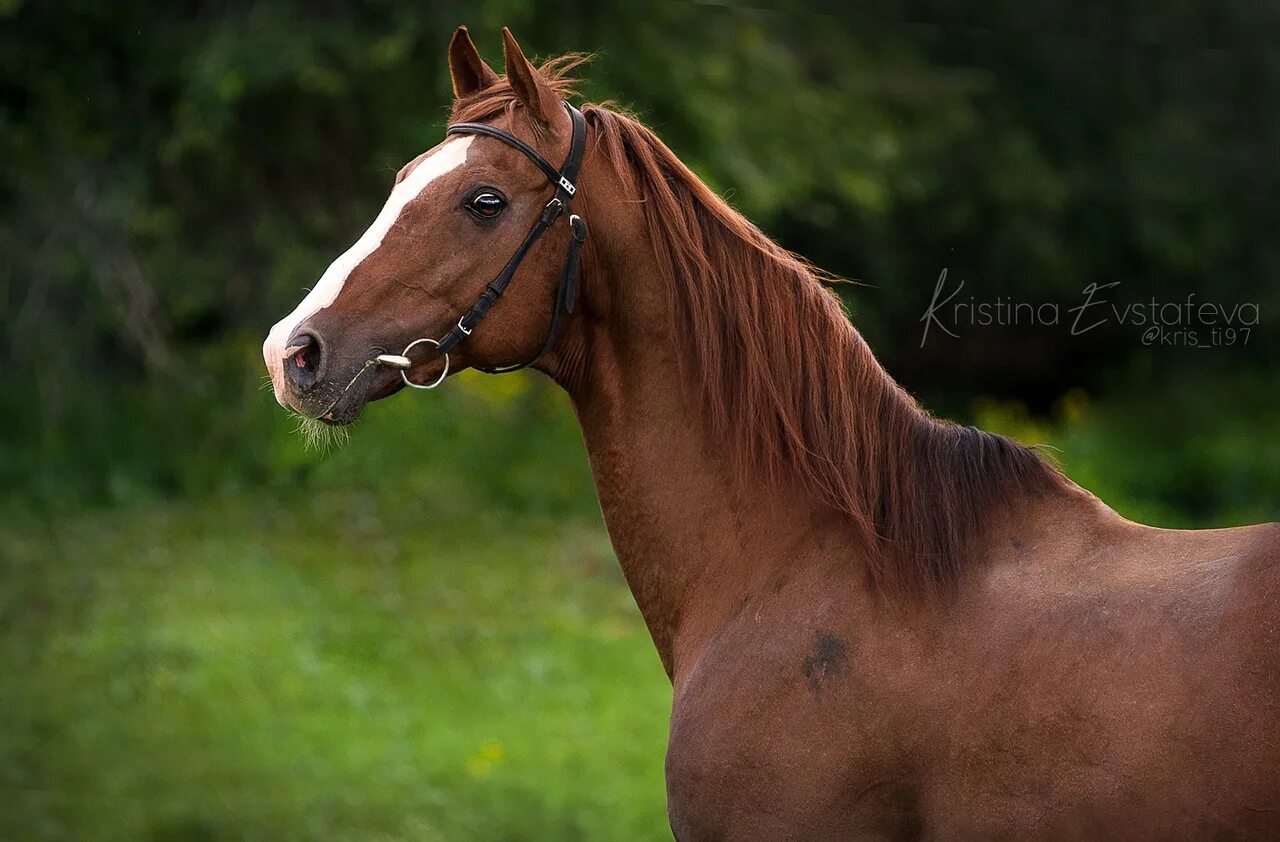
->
<box><xmin>263</xmin><ymin>136</ymin><xmax>473</xmax><ymax>405</ymax></box>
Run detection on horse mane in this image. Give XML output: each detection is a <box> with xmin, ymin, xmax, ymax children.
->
<box><xmin>452</xmin><ymin>57</ymin><xmax>1069</xmax><ymax>592</ymax></box>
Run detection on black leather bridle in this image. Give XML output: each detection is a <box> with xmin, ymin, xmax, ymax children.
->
<box><xmin>375</xmin><ymin>101</ymin><xmax>589</xmax><ymax>388</ymax></box>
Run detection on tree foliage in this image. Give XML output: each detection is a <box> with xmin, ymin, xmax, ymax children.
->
<box><xmin>2</xmin><ymin>0</ymin><xmax>1276</xmax><ymax>505</ymax></box>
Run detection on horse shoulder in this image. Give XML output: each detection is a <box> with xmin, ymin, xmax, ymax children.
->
<box><xmin>665</xmin><ymin>567</ymin><xmax>923</xmax><ymax>840</ymax></box>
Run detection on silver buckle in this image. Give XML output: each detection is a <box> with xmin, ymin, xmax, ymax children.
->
<box><xmin>558</xmin><ymin>175</ymin><xmax>576</xmax><ymax>195</ymax></box>
<box><xmin>456</xmin><ymin>316</ymin><xmax>473</xmax><ymax>336</ymax></box>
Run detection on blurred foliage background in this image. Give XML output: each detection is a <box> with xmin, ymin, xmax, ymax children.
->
<box><xmin>1</xmin><ymin>1</ymin><xmax>1277</xmax><ymax>839</ymax></box>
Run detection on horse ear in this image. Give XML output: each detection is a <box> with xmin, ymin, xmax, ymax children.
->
<box><xmin>501</xmin><ymin>27</ymin><xmax>556</xmax><ymax>124</ymax></box>
<box><xmin>449</xmin><ymin>26</ymin><xmax>498</xmax><ymax>99</ymax></box>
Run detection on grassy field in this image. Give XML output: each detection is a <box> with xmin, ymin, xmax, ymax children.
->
<box><xmin>0</xmin><ymin>377</ymin><xmax>674</xmax><ymax>841</ymax></box>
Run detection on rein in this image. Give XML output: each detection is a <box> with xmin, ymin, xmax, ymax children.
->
<box><xmin>375</xmin><ymin>101</ymin><xmax>589</xmax><ymax>389</ymax></box>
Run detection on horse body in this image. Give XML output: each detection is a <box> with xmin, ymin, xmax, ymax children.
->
<box><xmin>569</xmin><ymin>185</ymin><xmax>1280</xmax><ymax>838</ymax></box>
<box><xmin>263</xmin><ymin>27</ymin><xmax>1280</xmax><ymax>838</ymax></box>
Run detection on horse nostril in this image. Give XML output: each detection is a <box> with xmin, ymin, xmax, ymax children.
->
<box><xmin>283</xmin><ymin>332</ymin><xmax>324</xmax><ymax>391</ymax></box>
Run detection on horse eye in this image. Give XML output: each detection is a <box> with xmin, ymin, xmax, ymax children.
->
<box><xmin>465</xmin><ymin>191</ymin><xmax>506</xmax><ymax>220</ymax></box>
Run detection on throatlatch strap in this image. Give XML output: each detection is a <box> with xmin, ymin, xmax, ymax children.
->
<box><xmin>481</xmin><ymin>212</ymin><xmax>589</xmax><ymax>375</ymax></box>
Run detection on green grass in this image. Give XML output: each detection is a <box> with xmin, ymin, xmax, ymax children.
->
<box><xmin>0</xmin><ymin>488</ymin><xmax>673</xmax><ymax>840</ymax></box>
<box><xmin>3</xmin><ymin>359</ymin><xmax>1274</xmax><ymax>841</ymax></box>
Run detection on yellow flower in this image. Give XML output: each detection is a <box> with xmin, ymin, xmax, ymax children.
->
<box><xmin>465</xmin><ymin>741</ymin><xmax>505</xmax><ymax>777</ymax></box>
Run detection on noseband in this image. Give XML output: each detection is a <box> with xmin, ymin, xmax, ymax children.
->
<box><xmin>376</xmin><ymin>101</ymin><xmax>589</xmax><ymax>389</ymax></box>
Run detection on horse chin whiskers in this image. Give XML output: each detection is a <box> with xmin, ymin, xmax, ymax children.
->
<box><xmin>289</xmin><ymin>410</ymin><xmax>352</xmax><ymax>453</ymax></box>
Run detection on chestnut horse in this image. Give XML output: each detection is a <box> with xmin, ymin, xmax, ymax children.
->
<box><xmin>263</xmin><ymin>27</ymin><xmax>1280</xmax><ymax>840</ymax></box>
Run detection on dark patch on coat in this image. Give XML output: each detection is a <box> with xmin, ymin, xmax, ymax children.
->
<box><xmin>802</xmin><ymin>630</ymin><xmax>849</xmax><ymax>694</ymax></box>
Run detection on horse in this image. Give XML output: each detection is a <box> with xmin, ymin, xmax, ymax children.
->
<box><xmin>262</xmin><ymin>26</ymin><xmax>1280</xmax><ymax>840</ymax></box>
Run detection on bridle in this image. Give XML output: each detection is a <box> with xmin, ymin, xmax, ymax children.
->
<box><xmin>373</xmin><ymin>100</ymin><xmax>589</xmax><ymax>389</ymax></box>
<box><xmin>313</xmin><ymin>101</ymin><xmax>588</xmax><ymax>418</ymax></box>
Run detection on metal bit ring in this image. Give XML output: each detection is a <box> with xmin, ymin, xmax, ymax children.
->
<box><xmin>395</xmin><ymin>337</ymin><xmax>449</xmax><ymax>390</ymax></box>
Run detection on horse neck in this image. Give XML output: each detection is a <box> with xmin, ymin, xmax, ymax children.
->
<box><xmin>549</xmin><ymin>214</ymin><xmax>863</xmax><ymax>680</ymax></box>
